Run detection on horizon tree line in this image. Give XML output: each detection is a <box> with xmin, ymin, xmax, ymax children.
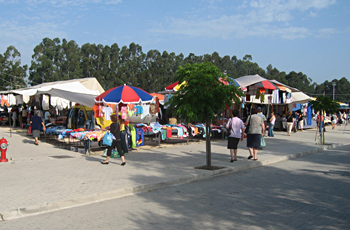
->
<box><xmin>0</xmin><ymin>37</ymin><xmax>349</xmax><ymax>103</ymax></box>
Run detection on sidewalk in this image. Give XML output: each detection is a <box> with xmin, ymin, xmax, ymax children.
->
<box><xmin>0</xmin><ymin>125</ymin><xmax>349</xmax><ymax>220</ymax></box>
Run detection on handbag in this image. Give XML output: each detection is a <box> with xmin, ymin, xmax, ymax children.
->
<box><xmin>28</xmin><ymin>126</ymin><xmax>32</xmax><ymax>134</ymax></box>
<box><xmin>102</xmin><ymin>131</ymin><xmax>113</xmax><ymax>146</ymax></box>
<box><xmin>226</xmin><ymin>118</ymin><xmax>232</xmax><ymax>136</ymax></box>
<box><xmin>260</xmin><ymin>136</ymin><xmax>266</xmax><ymax>148</ymax></box>
<box><xmin>244</xmin><ymin>116</ymin><xmax>251</xmax><ymax>134</ymax></box>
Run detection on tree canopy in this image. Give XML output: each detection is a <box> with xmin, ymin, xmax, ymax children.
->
<box><xmin>167</xmin><ymin>62</ymin><xmax>242</xmax><ymax>123</ymax></box>
<box><xmin>167</xmin><ymin>62</ymin><xmax>243</xmax><ymax>168</ymax></box>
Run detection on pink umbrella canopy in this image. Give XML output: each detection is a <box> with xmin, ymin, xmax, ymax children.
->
<box><xmin>95</xmin><ymin>84</ymin><xmax>153</xmax><ymax>104</ymax></box>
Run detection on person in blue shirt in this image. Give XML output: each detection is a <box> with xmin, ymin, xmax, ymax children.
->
<box><xmin>44</xmin><ymin>109</ymin><xmax>51</xmax><ymax>125</ymax></box>
<box><xmin>30</xmin><ymin>110</ymin><xmax>46</xmax><ymax>145</ymax></box>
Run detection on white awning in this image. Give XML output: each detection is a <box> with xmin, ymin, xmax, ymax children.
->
<box><xmin>235</xmin><ymin>74</ymin><xmax>267</xmax><ymax>88</ymax></box>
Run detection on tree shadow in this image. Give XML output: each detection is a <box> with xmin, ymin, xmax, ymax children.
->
<box><xmin>119</xmin><ymin>145</ymin><xmax>350</xmax><ymax>229</ymax></box>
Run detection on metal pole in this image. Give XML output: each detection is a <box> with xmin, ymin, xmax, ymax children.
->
<box><xmin>332</xmin><ymin>82</ymin><xmax>336</xmax><ymax>101</ymax></box>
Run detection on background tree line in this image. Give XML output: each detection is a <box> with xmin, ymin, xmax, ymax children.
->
<box><xmin>1</xmin><ymin>37</ymin><xmax>349</xmax><ymax>103</ymax></box>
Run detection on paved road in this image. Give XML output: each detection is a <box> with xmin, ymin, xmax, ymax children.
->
<box><xmin>1</xmin><ymin>145</ymin><xmax>349</xmax><ymax>230</ymax></box>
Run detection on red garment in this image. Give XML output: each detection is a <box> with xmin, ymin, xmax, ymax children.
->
<box><xmin>317</xmin><ymin>115</ymin><xmax>324</xmax><ymax>121</ymax></box>
<box><xmin>166</xmin><ymin>129</ymin><xmax>172</xmax><ymax>138</ymax></box>
<box><xmin>93</xmin><ymin>104</ymin><xmax>104</xmax><ymax>118</ymax></box>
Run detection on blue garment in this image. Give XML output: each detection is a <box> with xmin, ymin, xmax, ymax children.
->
<box><xmin>307</xmin><ymin>104</ymin><xmax>312</xmax><ymax>125</ymax></box>
<box><xmin>318</xmin><ymin>121</ymin><xmax>324</xmax><ymax>132</ymax></box>
<box><xmin>161</xmin><ymin>129</ymin><xmax>166</xmax><ymax>140</ymax></box>
<box><xmin>134</xmin><ymin>106</ymin><xmax>143</xmax><ymax>115</ymax></box>
<box><xmin>136</xmin><ymin>128</ymin><xmax>144</xmax><ymax>146</ymax></box>
<box><xmin>31</xmin><ymin>116</ymin><xmax>43</xmax><ymax>131</ymax></box>
<box><xmin>268</xmin><ymin>124</ymin><xmax>275</xmax><ymax>137</ymax></box>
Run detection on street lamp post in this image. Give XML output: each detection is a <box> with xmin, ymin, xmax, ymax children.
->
<box><xmin>332</xmin><ymin>81</ymin><xmax>336</xmax><ymax>101</ymax></box>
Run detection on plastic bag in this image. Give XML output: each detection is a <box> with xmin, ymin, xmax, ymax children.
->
<box><xmin>260</xmin><ymin>136</ymin><xmax>266</xmax><ymax>148</ymax></box>
<box><xmin>111</xmin><ymin>149</ymin><xmax>121</xmax><ymax>158</ymax></box>
<box><xmin>102</xmin><ymin>131</ymin><xmax>113</xmax><ymax>146</ymax></box>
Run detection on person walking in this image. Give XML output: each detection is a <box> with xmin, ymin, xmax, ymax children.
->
<box><xmin>343</xmin><ymin>112</ymin><xmax>347</xmax><ymax>125</ymax></box>
<box><xmin>101</xmin><ymin>114</ymin><xmax>126</xmax><ymax>166</ymax></box>
<box><xmin>226</xmin><ymin>110</ymin><xmax>245</xmax><ymax>162</ymax></box>
<box><xmin>268</xmin><ymin>112</ymin><xmax>276</xmax><ymax>137</ymax></box>
<box><xmin>297</xmin><ymin>112</ymin><xmax>304</xmax><ymax>131</ymax></box>
<box><xmin>292</xmin><ymin>112</ymin><xmax>298</xmax><ymax>133</ymax></box>
<box><xmin>331</xmin><ymin>113</ymin><xmax>337</xmax><ymax>129</ymax></box>
<box><xmin>257</xmin><ymin>107</ymin><xmax>267</xmax><ymax>136</ymax></box>
<box><xmin>30</xmin><ymin>110</ymin><xmax>46</xmax><ymax>145</ymax></box>
<box><xmin>286</xmin><ymin>111</ymin><xmax>294</xmax><ymax>136</ymax></box>
<box><xmin>245</xmin><ymin>108</ymin><xmax>265</xmax><ymax>161</ymax></box>
<box><xmin>10</xmin><ymin>105</ymin><xmax>18</xmax><ymax>128</ymax></box>
<box><xmin>21</xmin><ymin>105</ymin><xmax>28</xmax><ymax>128</ymax></box>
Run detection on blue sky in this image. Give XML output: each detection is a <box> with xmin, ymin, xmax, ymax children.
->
<box><xmin>0</xmin><ymin>0</ymin><xmax>349</xmax><ymax>84</ymax></box>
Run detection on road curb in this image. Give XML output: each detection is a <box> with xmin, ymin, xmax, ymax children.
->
<box><xmin>0</xmin><ymin>143</ymin><xmax>344</xmax><ymax>221</ymax></box>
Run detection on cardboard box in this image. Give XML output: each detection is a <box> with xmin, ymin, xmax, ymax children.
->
<box><xmin>70</xmin><ymin>147</ymin><xmax>78</xmax><ymax>152</ymax></box>
<box><xmin>78</xmin><ymin>148</ymin><xmax>86</xmax><ymax>154</ymax></box>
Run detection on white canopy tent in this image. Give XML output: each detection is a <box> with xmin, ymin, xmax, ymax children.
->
<box><xmin>235</xmin><ymin>74</ymin><xmax>267</xmax><ymax>88</ymax></box>
<box><xmin>1</xmin><ymin>78</ymin><xmax>104</xmax><ymax>108</ymax></box>
<box><xmin>270</xmin><ymin>80</ymin><xmax>312</xmax><ymax>104</ymax></box>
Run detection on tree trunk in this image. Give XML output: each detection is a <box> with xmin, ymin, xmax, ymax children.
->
<box><xmin>205</xmin><ymin>118</ymin><xmax>211</xmax><ymax>168</ymax></box>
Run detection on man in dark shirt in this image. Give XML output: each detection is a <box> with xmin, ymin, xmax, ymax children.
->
<box><xmin>30</xmin><ymin>110</ymin><xmax>46</xmax><ymax>145</ymax></box>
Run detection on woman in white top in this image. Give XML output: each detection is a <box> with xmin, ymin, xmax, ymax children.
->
<box><xmin>226</xmin><ymin>110</ymin><xmax>245</xmax><ymax>162</ymax></box>
<box><xmin>268</xmin><ymin>112</ymin><xmax>276</xmax><ymax>137</ymax></box>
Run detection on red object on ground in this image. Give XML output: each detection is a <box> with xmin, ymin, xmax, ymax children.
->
<box><xmin>0</xmin><ymin>137</ymin><xmax>9</xmax><ymax>162</ymax></box>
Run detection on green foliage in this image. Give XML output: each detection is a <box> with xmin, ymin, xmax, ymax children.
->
<box><xmin>1</xmin><ymin>38</ymin><xmax>349</xmax><ymax>104</ymax></box>
<box><xmin>167</xmin><ymin>62</ymin><xmax>243</xmax><ymax>123</ymax></box>
<box><xmin>0</xmin><ymin>46</ymin><xmax>27</xmax><ymax>90</ymax></box>
<box><xmin>309</xmin><ymin>95</ymin><xmax>340</xmax><ymax>114</ymax></box>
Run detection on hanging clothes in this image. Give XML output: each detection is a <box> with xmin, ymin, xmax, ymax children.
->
<box><xmin>42</xmin><ymin>95</ymin><xmax>50</xmax><ymax>110</ymax></box>
<box><xmin>121</xmin><ymin>106</ymin><xmax>128</xmax><ymax>119</ymax></box>
<box><xmin>307</xmin><ymin>103</ymin><xmax>312</xmax><ymax>125</ymax></box>
<box><xmin>272</xmin><ymin>89</ymin><xmax>279</xmax><ymax>104</ymax></box>
<box><xmin>130</xmin><ymin>126</ymin><xmax>137</xmax><ymax>149</ymax></box>
<box><xmin>260</xmin><ymin>94</ymin><xmax>265</xmax><ymax>103</ymax></box>
<box><xmin>256</xmin><ymin>88</ymin><xmax>261</xmax><ymax>99</ymax></box>
<box><xmin>102</xmin><ymin>106</ymin><xmax>113</xmax><ymax>120</ymax></box>
<box><xmin>136</xmin><ymin>128</ymin><xmax>144</xmax><ymax>146</ymax></box>
<box><xmin>141</xmin><ymin>105</ymin><xmax>150</xmax><ymax>119</ymax></box>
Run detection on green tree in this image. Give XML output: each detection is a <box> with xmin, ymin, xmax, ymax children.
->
<box><xmin>0</xmin><ymin>46</ymin><xmax>27</xmax><ymax>90</ymax></box>
<box><xmin>309</xmin><ymin>95</ymin><xmax>340</xmax><ymax>145</ymax></box>
<box><xmin>61</xmin><ymin>39</ymin><xmax>82</xmax><ymax>80</ymax></box>
<box><xmin>167</xmin><ymin>62</ymin><xmax>243</xmax><ymax>169</ymax></box>
<box><xmin>29</xmin><ymin>37</ymin><xmax>60</xmax><ymax>85</ymax></box>
<box><xmin>285</xmin><ymin>71</ymin><xmax>314</xmax><ymax>94</ymax></box>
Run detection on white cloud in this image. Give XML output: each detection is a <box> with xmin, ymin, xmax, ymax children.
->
<box><xmin>152</xmin><ymin>0</ymin><xmax>337</xmax><ymax>40</ymax></box>
<box><xmin>309</xmin><ymin>11</ymin><xmax>317</xmax><ymax>17</ymax></box>
<box><xmin>316</xmin><ymin>28</ymin><xmax>339</xmax><ymax>38</ymax></box>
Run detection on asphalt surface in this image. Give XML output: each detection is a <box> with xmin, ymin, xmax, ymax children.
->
<box><xmin>0</xmin><ymin>140</ymin><xmax>349</xmax><ymax>230</ymax></box>
<box><xmin>0</xmin><ymin>124</ymin><xmax>349</xmax><ymax>222</ymax></box>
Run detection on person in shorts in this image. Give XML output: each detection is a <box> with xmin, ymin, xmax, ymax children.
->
<box><xmin>226</xmin><ymin>110</ymin><xmax>245</xmax><ymax>162</ymax></box>
<box><xmin>30</xmin><ymin>110</ymin><xmax>46</xmax><ymax>145</ymax></box>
